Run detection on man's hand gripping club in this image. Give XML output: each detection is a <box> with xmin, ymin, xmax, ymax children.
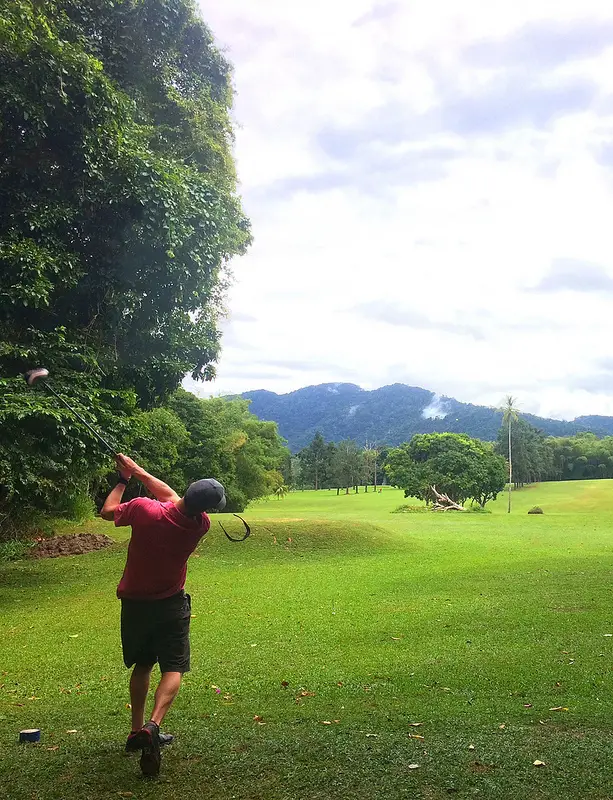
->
<box><xmin>100</xmin><ymin>454</ymin><xmax>180</xmax><ymax>520</ymax></box>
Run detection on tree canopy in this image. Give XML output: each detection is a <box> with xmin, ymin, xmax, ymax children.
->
<box><xmin>0</xmin><ymin>0</ymin><xmax>252</xmax><ymax>534</ymax></box>
<box><xmin>385</xmin><ymin>433</ymin><xmax>507</xmax><ymax>507</ymax></box>
<box><xmin>298</xmin><ymin>432</ymin><xmax>336</xmax><ymax>490</ymax></box>
<box><xmin>0</xmin><ymin>0</ymin><xmax>250</xmax><ymax>405</ymax></box>
<box><xmin>167</xmin><ymin>390</ymin><xmax>288</xmax><ymax>512</ymax></box>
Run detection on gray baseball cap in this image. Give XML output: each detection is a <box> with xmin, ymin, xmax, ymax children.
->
<box><xmin>183</xmin><ymin>478</ymin><xmax>226</xmax><ymax>514</ymax></box>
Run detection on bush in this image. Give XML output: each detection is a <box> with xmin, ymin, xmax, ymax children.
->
<box><xmin>468</xmin><ymin>505</ymin><xmax>492</xmax><ymax>513</ymax></box>
<box><xmin>0</xmin><ymin>538</ymin><xmax>34</xmax><ymax>562</ymax></box>
<box><xmin>392</xmin><ymin>504</ymin><xmax>428</xmax><ymax>514</ymax></box>
<box><xmin>528</xmin><ymin>506</ymin><xmax>544</xmax><ymax>514</ymax></box>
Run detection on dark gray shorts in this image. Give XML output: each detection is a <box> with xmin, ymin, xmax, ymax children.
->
<box><xmin>120</xmin><ymin>591</ymin><xmax>192</xmax><ymax>673</ymax></box>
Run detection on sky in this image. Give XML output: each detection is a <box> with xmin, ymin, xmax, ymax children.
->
<box><xmin>188</xmin><ymin>0</ymin><xmax>613</xmax><ymax>421</ymax></box>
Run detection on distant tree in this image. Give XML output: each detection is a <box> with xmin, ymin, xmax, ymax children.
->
<box><xmin>362</xmin><ymin>443</ymin><xmax>379</xmax><ymax>491</ymax></box>
<box><xmin>496</xmin><ymin>416</ymin><xmax>550</xmax><ymax>490</ymax></box>
<box><xmin>299</xmin><ymin>432</ymin><xmax>334</xmax><ymax>489</ymax></box>
<box><xmin>385</xmin><ymin>433</ymin><xmax>507</xmax><ymax>507</ymax></box>
<box><xmin>280</xmin><ymin>453</ymin><xmax>302</xmax><ymax>489</ymax></box>
<box><xmin>376</xmin><ymin>446</ymin><xmax>391</xmax><ymax>485</ymax></box>
<box><xmin>332</xmin><ymin>439</ymin><xmax>363</xmax><ymax>494</ymax></box>
<box><xmin>543</xmin><ymin>433</ymin><xmax>613</xmax><ymax>482</ymax></box>
<box><xmin>500</xmin><ymin>396</ymin><xmax>519</xmax><ymax>513</ymax></box>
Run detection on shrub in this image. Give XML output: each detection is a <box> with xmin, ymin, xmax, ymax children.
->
<box><xmin>528</xmin><ymin>506</ymin><xmax>544</xmax><ymax>514</ymax></box>
<box><xmin>392</xmin><ymin>504</ymin><xmax>428</xmax><ymax>514</ymax></box>
<box><xmin>0</xmin><ymin>538</ymin><xmax>34</xmax><ymax>562</ymax></box>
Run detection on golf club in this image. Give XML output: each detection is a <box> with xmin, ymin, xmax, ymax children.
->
<box><xmin>24</xmin><ymin>368</ymin><xmax>117</xmax><ymax>456</ymax></box>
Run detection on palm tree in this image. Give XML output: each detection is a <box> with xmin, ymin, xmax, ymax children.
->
<box><xmin>500</xmin><ymin>396</ymin><xmax>519</xmax><ymax>513</ymax></box>
<box><xmin>274</xmin><ymin>484</ymin><xmax>289</xmax><ymax>500</ymax></box>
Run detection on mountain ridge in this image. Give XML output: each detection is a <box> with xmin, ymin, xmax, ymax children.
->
<box><xmin>238</xmin><ymin>382</ymin><xmax>613</xmax><ymax>452</ymax></box>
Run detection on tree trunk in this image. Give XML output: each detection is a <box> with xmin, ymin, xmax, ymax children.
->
<box><xmin>507</xmin><ymin>418</ymin><xmax>512</xmax><ymax>514</ymax></box>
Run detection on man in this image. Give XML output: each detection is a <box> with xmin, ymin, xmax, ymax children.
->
<box><xmin>100</xmin><ymin>453</ymin><xmax>226</xmax><ymax>778</ymax></box>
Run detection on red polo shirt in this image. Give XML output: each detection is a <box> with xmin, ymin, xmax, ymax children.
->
<box><xmin>114</xmin><ymin>497</ymin><xmax>210</xmax><ymax>600</ymax></box>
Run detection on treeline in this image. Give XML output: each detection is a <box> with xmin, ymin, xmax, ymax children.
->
<box><xmin>496</xmin><ymin>418</ymin><xmax>613</xmax><ymax>484</ymax></box>
<box><xmin>288</xmin><ymin>433</ymin><xmax>388</xmax><ymax>493</ymax></box>
<box><xmin>293</xmin><ymin>422</ymin><xmax>613</xmax><ymax>495</ymax></box>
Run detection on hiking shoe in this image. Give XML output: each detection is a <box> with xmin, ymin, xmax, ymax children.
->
<box><xmin>139</xmin><ymin>721</ymin><xmax>161</xmax><ymax>777</ymax></box>
<box><xmin>125</xmin><ymin>730</ymin><xmax>141</xmax><ymax>753</ymax></box>
<box><xmin>126</xmin><ymin>722</ymin><xmax>161</xmax><ymax>777</ymax></box>
<box><xmin>125</xmin><ymin>729</ymin><xmax>173</xmax><ymax>753</ymax></box>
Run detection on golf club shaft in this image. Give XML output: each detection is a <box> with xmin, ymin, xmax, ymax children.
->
<box><xmin>42</xmin><ymin>383</ymin><xmax>116</xmax><ymax>455</ymax></box>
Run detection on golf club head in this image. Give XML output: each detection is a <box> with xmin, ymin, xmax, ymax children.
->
<box><xmin>25</xmin><ymin>368</ymin><xmax>50</xmax><ymax>386</ymax></box>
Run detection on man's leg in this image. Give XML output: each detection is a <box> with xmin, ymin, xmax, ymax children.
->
<box><xmin>131</xmin><ymin>672</ymin><xmax>181</xmax><ymax>778</ymax></box>
<box><xmin>129</xmin><ymin>664</ymin><xmax>154</xmax><ymax>731</ymax></box>
<box><xmin>133</xmin><ymin>594</ymin><xmax>190</xmax><ymax>776</ymax></box>
<box><xmin>149</xmin><ymin>671</ymin><xmax>182</xmax><ymax>727</ymax></box>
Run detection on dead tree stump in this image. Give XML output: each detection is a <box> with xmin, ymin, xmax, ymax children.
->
<box><xmin>430</xmin><ymin>485</ymin><xmax>466</xmax><ymax>511</ymax></box>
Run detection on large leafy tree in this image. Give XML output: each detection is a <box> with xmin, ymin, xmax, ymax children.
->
<box><xmin>385</xmin><ymin>433</ymin><xmax>507</xmax><ymax>508</ymax></box>
<box><xmin>0</xmin><ymin>0</ymin><xmax>250</xmax><ymax>402</ymax></box>
<box><xmin>0</xmin><ymin>0</ymin><xmax>250</xmax><ymax>531</ymax></box>
<box><xmin>168</xmin><ymin>390</ymin><xmax>289</xmax><ymax>512</ymax></box>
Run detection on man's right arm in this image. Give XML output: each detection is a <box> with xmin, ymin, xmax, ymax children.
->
<box><xmin>100</xmin><ymin>483</ymin><xmax>128</xmax><ymax>521</ymax></box>
<box><xmin>116</xmin><ymin>454</ymin><xmax>180</xmax><ymax>504</ymax></box>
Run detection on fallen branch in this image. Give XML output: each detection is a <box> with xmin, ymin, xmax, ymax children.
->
<box><xmin>430</xmin><ymin>485</ymin><xmax>466</xmax><ymax>511</ymax></box>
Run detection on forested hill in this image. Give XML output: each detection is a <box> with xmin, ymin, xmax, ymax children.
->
<box><xmin>240</xmin><ymin>383</ymin><xmax>613</xmax><ymax>452</ymax></box>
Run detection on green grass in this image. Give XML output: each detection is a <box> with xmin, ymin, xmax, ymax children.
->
<box><xmin>3</xmin><ymin>481</ymin><xmax>613</xmax><ymax>799</ymax></box>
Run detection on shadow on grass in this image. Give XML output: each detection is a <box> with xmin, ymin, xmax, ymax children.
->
<box><xmin>0</xmin><ymin>542</ymin><xmax>125</xmax><ymax>611</ymax></box>
<box><xmin>0</xmin><ymin>561</ymin><xmax>62</xmax><ymax>609</ymax></box>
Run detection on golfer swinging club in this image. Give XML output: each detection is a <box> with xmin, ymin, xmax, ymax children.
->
<box><xmin>101</xmin><ymin>453</ymin><xmax>226</xmax><ymax>778</ymax></box>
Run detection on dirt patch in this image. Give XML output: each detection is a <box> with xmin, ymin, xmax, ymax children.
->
<box><xmin>469</xmin><ymin>761</ymin><xmax>496</xmax><ymax>774</ymax></box>
<box><xmin>31</xmin><ymin>533</ymin><xmax>114</xmax><ymax>559</ymax></box>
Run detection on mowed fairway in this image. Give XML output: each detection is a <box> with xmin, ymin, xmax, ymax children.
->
<box><xmin>2</xmin><ymin>483</ymin><xmax>613</xmax><ymax>799</ymax></box>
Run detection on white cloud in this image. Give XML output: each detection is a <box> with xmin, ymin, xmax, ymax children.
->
<box><xmin>193</xmin><ymin>0</ymin><xmax>613</xmax><ymax>420</ymax></box>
